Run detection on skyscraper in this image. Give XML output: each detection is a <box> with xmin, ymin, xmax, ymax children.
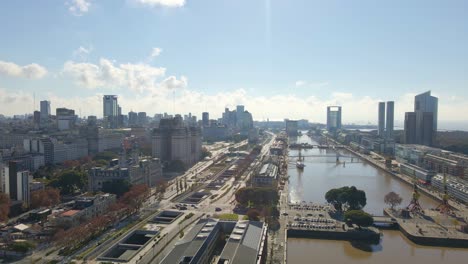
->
<box><xmin>103</xmin><ymin>95</ymin><xmax>119</xmax><ymax>128</ymax></box>
<box><xmin>202</xmin><ymin>112</ymin><xmax>209</xmax><ymax>127</ymax></box>
<box><xmin>236</xmin><ymin>105</ymin><xmax>245</xmax><ymax>128</ymax></box>
<box><xmin>378</xmin><ymin>102</ymin><xmax>385</xmax><ymax>137</ymax></box>
<box><xmin>414</xmin><ymin>91</ymin><xmax>438</xmax><ymax>146</ymax></box>
<box><xmin>386</xmin><ymin>101</ymin><xmax>394</xmax><ymax>139</ymax></box>
<box><xmin>404</xmin><ymin>112</ymin><xmax>417</xmax><ymax>144</ymax></box>
<box><xmin>40</xmin><ymin>100</ymin><xmax>50</xmax><ymax>121</ymax></box>
<box><xmin>326</xmin><ymin>106</ymin><xmax>342</xmax><ymax>132</ymax></box>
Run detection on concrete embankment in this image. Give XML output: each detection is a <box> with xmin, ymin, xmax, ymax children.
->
<box><xmin>287</xmin><ymin>228</ymin><xmax>380</xmax><ymax>243</ymax></box>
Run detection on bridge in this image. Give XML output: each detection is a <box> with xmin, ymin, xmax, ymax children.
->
<box><xmin>289</xmin><ymin>144</ymin><xmax>345</xmax><ymax>149</ymax></box>
<box><xmin>372</xmin><ymin>216</ymin><xmax>399</xmax><ymax>228</ymax></box>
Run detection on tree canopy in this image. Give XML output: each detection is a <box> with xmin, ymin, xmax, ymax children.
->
<box><xmin>165</xmin><ymin>160</ymin><xmax>187</xmax><ymax>173</ymax></box>
<box><xmin>235</xmin><ymin>187</ymin><xmax>279</xmax><ymax>207</ymax></box>
<box><xmin>102</xmin><ymin>179</ymin><xmax>131</xmax><ymax>197</ymax></box>
<box><xmin>344</xmin><ymin>210</ymin><xmax>374</xmax><ymax>228</ymax></box>
<box><xmin>49</xmin><ymin>170</ymin><xmax>87</xmax><ymax>195</ymax></box>
<box><xmin>325</xmin><ymin>186</ymin><xmax>367</xmax><ymax>211</ymax></box>
<box><xmin>30</xmin><ymin>188</ymin><xmax>61</xmax><ymax>209</ymax></box>
<box><xmin>384</xmin><ymin>191</ymin><xmax>403</xmax><ymax>210</ymax></box>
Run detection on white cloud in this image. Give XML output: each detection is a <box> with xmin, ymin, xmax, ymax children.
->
<box><xmin>63</xmin><ymin>58</ymin><xmax>167</xmax><ymax>92</ymax></box>
<box><xmin>1</xmin><ymin>87</ymin><xmax>468</xmax><ymax>127</ymax></box>
<box><xmin>0</xmin><ymin>60</ymin><xmax>47</xmax><ymax>79</ymax></box>
<box><xmin>68</xmin><ymin>0</ymin><xmax>91</xmax><ymax>16</ymax></box>
<box><xmin>295</xmin><ymin>80</ymin><xmax>329</xmax><ymax>88</ymax></box>
<box><xmin>160</xmin><ymin>75</ymin><xmax>187</xmax><ymax>90</ymax></box>
<box><xmin>150</xmin><ymin>47</ymin><xmax>162</xmax><ymax>58</ymax></box>
<box><xmin>295</xmin><ymin>80</ymin><xmax>306</xmax><ymax>87</ymax></box>
<box><xmin>132</xmin><ymin>0</ymin><xmax>186</xmax><ymax>8</ymax></box>
<box><xmin>73</xmin><ymin>46</ymin><xmax>93</xmax><ymax>60</ymax></box>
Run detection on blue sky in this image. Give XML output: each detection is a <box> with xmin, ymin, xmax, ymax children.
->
<box><xmin>1</xmin><ymin>0</ymin><xmax>468</xmax><ymax>126</ymax></box>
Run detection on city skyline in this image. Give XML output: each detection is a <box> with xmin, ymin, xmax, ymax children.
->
<box><xmin>1</xmin><ymin>1</ymin><xmax>468</xmax><ymax>126</ymax></box>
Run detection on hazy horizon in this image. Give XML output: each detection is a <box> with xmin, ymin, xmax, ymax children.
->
<box><xmin>1</xmin><ymin>1</ymin><xmax>468</xmax><ymax>126</ymax></box>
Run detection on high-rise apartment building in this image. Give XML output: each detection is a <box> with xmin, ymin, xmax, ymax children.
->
<box><xmin>386</xmin><ymin>101</ymin><xmax>394</xmax><ymax>139</ymax></box>
<box><xmin>378</xmin><ymin>102</ymin><xmax>385</xmax><ymax>137</ymax></box>
<box><xmin>128</xmin><ymin>111</ymin><xmax>138</xmax><ymax>126</ymax></box>
<box><xmin>404</xmin><ymin>112</ymin><xmax>417</xmax><ymax>144</ymax></box>
<box><xmin>404</xmin><ymin>91</ymin><xmax>438</xmax><ymax>146</ymax></box>
<box><xmin>326</xmin><ymin>106</ymin><xmax>342</xmax><ymax>132</ymax></box>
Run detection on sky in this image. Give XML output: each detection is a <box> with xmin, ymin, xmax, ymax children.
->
<box><xmin>0</xmin><ymin>0</ymin><xmax>468</xmax><ymax>128</ymax></box>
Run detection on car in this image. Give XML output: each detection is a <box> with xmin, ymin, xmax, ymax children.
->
<box><xmin>282</xmin><ymin>212</ymin><xmax>289</xmax><ymax>216</ymax></box>
<box><xmin>215</xmin><ymin>207</ymin><xmax>222</xmax><ymax>212</ymax></box>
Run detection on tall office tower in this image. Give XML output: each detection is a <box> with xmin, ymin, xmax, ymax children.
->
<box><xmin>103</xmin><ymin>95</ymin><xmax>118</xmax><ymax>128</ymax></box>
<box><xmin>128</xmin><ymin>111</ymin><xmax>138</xmax><ymax>126</ymax></box>
<box><xmin>236</xmin><ymin>105</ymin><xmax>245</xmax><ymax>128</ymax></box>
<box><xmin>138</xmin><ymin>112</ymin><xmax>147</xmax><ymax>125</ymax></box>
<box><xmin>414</xmin><ymin>91</ymin><xmax>438</xmax><ymax>146</ymax></box>
<box><xmin>202</xmin><ymin>112</ymin><xmax>209</xmax><ymax>127</ymax></box>
<box><xmin>326</xmin><ymin>106</ymin><xmax>342</xmax><ymax>132</ymax></box>
<box><xmin>33</xmin><ymin>111</ymin><xmax>41</xmax><ymax>128</ymax></box>
<box><xmin>404</xmin><ymin>112</ymin><xmax>417</xmax><ymax>144</ymax></box>
<box><xmin>40</xmin><ymin>100</ymin><xmax>50</xmax><ymax>120</ymax></box>
<box><xmin>385</xmin><ymin>101</ymin><xmax>394</xmax><ymax>139</ymax></box>
<box><xmin>378</xmin><ymin>102</ymin><xmax>385</xmax><ymax>137</ymax></box>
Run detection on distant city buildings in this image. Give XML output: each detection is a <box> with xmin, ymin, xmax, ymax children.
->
<box><xmin>152</xmin><ymin>115</ymin><xmax>202</xmax><ymax>168</ymax></box>
<box><xmin>285</xmin><ymin>119</ymin><xmax>298</xmax><ymax>136</ymax></box>
<box><xmin>56</xmin><ymin>107</ymin><xmax>76</xmax><ymax>131</ymax></box>
<box><xmin>404</xmin><ymin>91</ymin><xmax>438</xmax><ymax>146</ymax></box>
<box><xmin>326</xmin><ymin>106</ymin><xmax>342</xmax><ymax>133</ymax></box>
<box><xmin>103</xmin><ymin>95</ymin><xmax>120</xmax><ymax>128</ymax></box>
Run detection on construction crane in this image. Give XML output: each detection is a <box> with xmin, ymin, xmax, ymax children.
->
<box><xmin>406</xmin><ymin>175</ymin><xmax>424</xmax><ymax>214</ymax></box>
<box><xmin>436</xmin><ymin>173</ymin><xmax>453</xmax><ymax>216</ymax></box>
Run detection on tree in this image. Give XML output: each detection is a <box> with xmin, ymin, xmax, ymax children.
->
<box><xmin>201</xmin><ymin>147</ymin><xmax>212</xmax><ymax>159</ymax></box>
<box><xmin>325</xmin><ymin>186</ymin><xmax>366</xmax><ymax>211</ymax></box>
<box><xmin>155</xmin><ymin>179</ymin><xmax>168</xmax><ymax>195</ymax></box>
<box><xmin>30</xmin><ymin>188</ymin><xmax>61</xmax><ymax>209</ymax></box>
<box><xmin>102</xmin><ymin>179</ymin><xmax>131</xmax><ymax>197</ymax></box>
<box><xmin>0</xmin><ymin>192</ymin><xmax>10</xmax><ymax>222</ymax></box>
<box><xmin>93</xmin><ymin>151</ymin><xmax>118</xmax><ymax>162</ymax></box>
<box><xmin>235</xmin><ymin>187</ymin><xmax>279</xmax><ymax>207</ymax></box>
<box><xmin>384</xmin><ymin>191</ymin><xmax>403</xmax><ymax>210</ymax></box>
<box><xmin>121</xmin><ymin>184</ymin><xmax>149</xmax><ymax>212</ymax></box>
<box><xmin>49</xmin><ymin>170</ymin><xmax>87</xmax><ymax>195</ymax></box>
<box><xmin>165</xmin><ymin>160</ymin><xmax>186</xmax><ymax>173</ymax></box>
<box><xmin>344</xmin><ymin>210</ymin><xmax>374</xmax><ymax>228</ymax></box>
<box><xmin>246</xmin><ymin>208</ymin><xmax>261</xmax><ymax>221</ymax></box>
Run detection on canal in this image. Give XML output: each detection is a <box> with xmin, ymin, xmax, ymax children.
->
<box><xmin>287</xmin><ymin>134</ymin><xmax>468</xmax><ymax>264</ymax></box>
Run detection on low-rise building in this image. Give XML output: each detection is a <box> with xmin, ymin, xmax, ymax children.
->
<box><xmin>432</xmin><ymin>174</ymin><xmax>468</xmax><ymax>204</ymax></box>
<box><xmin>253</xmin><ymin>163</ymin><xmax>278</xmax><ymax>187</ymax></box>
<box><xmin>399</xmin><ymin>163</ymin><xmax>436</xmax><ymax>183</ymax></box>
<box><xmin>161</xmin><ymin>218</ymin><xmax>267</xmax><ymax>264</ymax></box>
<box><xmin>51</xmin><ymin>193</ymin><xmax>116</xmax><ymax>228</ymax></box>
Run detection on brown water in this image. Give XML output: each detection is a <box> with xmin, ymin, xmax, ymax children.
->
<box><xmin>287</xmin><ymin>134</ymin><xmax>468</xmax><ymax>264</ymax></box>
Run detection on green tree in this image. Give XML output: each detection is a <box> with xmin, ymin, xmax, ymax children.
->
<box><xmin>50</xmin><ymin>170</ymin><xmax>87</xmax><ymax>195</ymax></box>
<box><xmin>384</xmin><ymin>191</ymin><xmax>403</xmax><ymax>210</ymax></box>
<box><xmin>235</xmin><ymin>187</ymin><xmax>279</xmax><ymax>207</ymax></box>
<box><xmin>102</xmin><ymin>179</ymin><xmax>131</xmax><ymax>197</ymax></box>
<box><xmin>325</xmin><ymin>186</ymin><xmax>366</xmax><ymax>211</ymax></box>
<box><xmin>344</xmin><ymin>210</ymin><xmax>374</xmax><ymax>228</ymax></box>
<box><xmin>201</xmin><ymin>147</ymin><xmax>212</xmax><ymax>159</ymax></box>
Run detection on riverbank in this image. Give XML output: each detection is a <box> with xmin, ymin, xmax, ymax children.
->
<box><xmin>287</xmin><ymin>228</ymin><xmax>380</xmax><ymax>242</ymax></box>
<box><xmin>384</xmin><ymin>208</ymin><xmax>468</xmax><ymax>248</ymax></box>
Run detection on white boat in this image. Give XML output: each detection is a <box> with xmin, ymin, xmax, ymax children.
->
<box><xmin>296</xmin><ymin>160</ymin><xmax>305</xmax><ymax>169</ymax></box>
